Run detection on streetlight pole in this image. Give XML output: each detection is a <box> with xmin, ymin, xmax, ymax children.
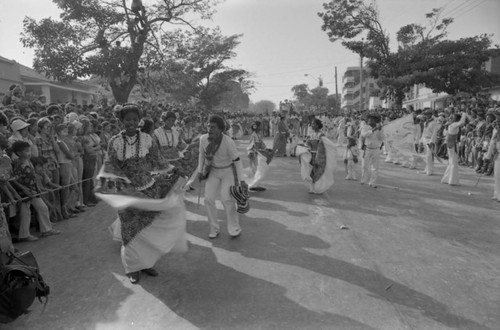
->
<box><xmin>359</xmin><ymin>54</ymin><xmax>363</xmax><ymax>112</ymax></box>
<box><xmin>335</xmin><ymin>66</ymin><xmax>338</xmax><ymax>113</ymax></box>
<box><xmin>304</xmin><ymin>73</ymin><xmax>323</xmax><ymax>87</ymax></box>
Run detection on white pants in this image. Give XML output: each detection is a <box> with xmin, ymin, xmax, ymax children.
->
<box><xmin>441</xmin><ymin>147</ymin><xmax>459</xmax><ymax>185</ymax></box>
<box><xmin>204</xmin><ymin>167</ymin><xmax>240</xmax><ymax>236</ymax></box>
<box><xmin>361</xmin><ymin>148</ymin><xmax>380</xmax><ymax>185</ymax></box>
<box><xmin>493</xmin><ymin>158</ymin><xmax>500</xmax><ymax>201</ymax></box>
<box><xmin>424</xmin><ymin>142</ymin><xmax>434</xmax><ymax>175</ymax></box>
<box><xmin>19</xmin><ymin>197</ymin><xmax>53</xmax><ymax>239</ymax></box>
<box><xmin>345</xmin><ymin>159</ymin><xmax>357</xmax><ymax>180</ymax></box>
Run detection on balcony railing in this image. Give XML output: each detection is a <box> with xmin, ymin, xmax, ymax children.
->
<box><xmin>343</xmin><ymin>76</ymin><xmax>355</xmax><ymax>84</ymax></box>
<box><xmin>342</xmin><ymin>93</ymin><xmax>360</xmax><ymax>107</ymax></box>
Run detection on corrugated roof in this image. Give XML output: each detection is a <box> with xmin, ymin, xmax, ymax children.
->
<box><xmin>19</xmin><ymin>64</ymin><xmax>49</xmax><ymax>82</ymax></box>
<box><xmin>0</xmin><ymin>55</ymin><xmax>16</xmax><ymax>64</ymax></box>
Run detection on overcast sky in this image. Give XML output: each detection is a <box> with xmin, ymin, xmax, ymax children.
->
<box><xmin>1</xmin><ymin>0</ymin><xmax>499</xmax><ymax>105</ymax></box>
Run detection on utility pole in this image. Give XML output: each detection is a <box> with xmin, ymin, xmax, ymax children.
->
<box><xmin>335</xmin><ymin>66</ymin><xmax>339</xmax><ymax>114</ymax></box>
<box><xmin>359</xmin><ymin>54</ymin><xmax>363</xmax><ymax>112</ymax></box>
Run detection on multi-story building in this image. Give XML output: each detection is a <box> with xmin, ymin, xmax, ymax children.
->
<box><xmin>341</xmin><ymin>66</ymin><xmax>379</xmax><ymax>112</ymax></box>
<box><xmin>403</xmin><ymin>53</ymin><xmax>500</xmax><ymax>110</ymax></box>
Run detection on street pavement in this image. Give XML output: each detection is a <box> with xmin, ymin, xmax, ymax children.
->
<box><xmin>5</xmin><ymin>136</ymin><xmax>500</xmax><ymax>330</ymax></box>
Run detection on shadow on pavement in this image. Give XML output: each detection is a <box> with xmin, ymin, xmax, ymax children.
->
<box><xmin>185</xmin><ymin>215</ymin><xmax>492</xmax><ymax>330</ymax></box>
<box><xmin>140</xmin><ymin>243</ymin><xmax>376</xmax><ymax>330</ymax></box>
<box><xmin>4</xmin><ymin>216</ymin><xmax>134</xmax><ymax>330</ymax></box>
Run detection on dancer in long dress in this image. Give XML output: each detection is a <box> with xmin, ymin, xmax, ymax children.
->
<box><xmin>246</xmin><ymin>121</ymin><xmax>273</xmax><ymax>191</ymax></box>
<box><xmin>296</xmin><ymin>119</ymin><xmax>337</xmax><ymax>194</ymax></box>
<box><xmin>96</xmin><ymin>104</ymin><xmax>187</xmax><ymax>284</ymax></box>
<box><xmin>272</xmin><ymin>113</ymin><xmax>289</xmax><ymax>157</ymax></box>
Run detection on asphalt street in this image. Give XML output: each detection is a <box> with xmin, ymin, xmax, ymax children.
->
<box><xmin>5</xmin><ymin>137</ymin><xmax>500</xmax><ymax>330</ymax></box>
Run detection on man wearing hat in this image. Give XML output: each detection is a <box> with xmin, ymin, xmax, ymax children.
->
<box><xmin>360</xmin><ymin>113</ymin><xmax>384</xmax><ymax>187</ymax></box>
<box><xmin>420</xmin><ymin>109</ymin><xmax>440</xmax><ymax>175</ymax></box>
<box><xmin>197</xmin><ymin>115</ymin><xmax>247</xmax><ymax>239</ymax></box>
<box><xmin>9</xmin><ymin>118</ymin><xmax>38</xmax><ymax>159</ymax></box>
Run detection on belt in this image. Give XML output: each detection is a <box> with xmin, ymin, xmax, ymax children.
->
<box><xmin>366</xmin><ymin>146</ymin><xmax>380</xmax><ymax>149</ymax></box>
<box><xmin>212</xmin><ymin>164</ymin><xmax>232</xmax><ymax>169</ymax></box>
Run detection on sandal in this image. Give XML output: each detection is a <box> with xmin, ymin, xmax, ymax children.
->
<box><xmin>127</xmin><ymin>272</ymin><xmax>140</xmax><ymax>284</ymax></box>
<box><xmin>42</xmin><ymin>229</ymin><xmax>61</xmax><ymax>237</ymax></box>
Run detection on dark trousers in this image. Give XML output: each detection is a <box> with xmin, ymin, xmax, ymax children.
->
<box><xmin>82</xmin><ymin>154</ymin><xmax>97</xmax><ymax>204</ymax></box>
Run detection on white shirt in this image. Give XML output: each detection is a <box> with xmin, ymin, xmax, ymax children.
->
<box><xmin>422</xmin><ymin>119</ymin><xmax>438</xmax><ymax>143</ymax></box>
<box><xmin>360</xmin><ymin>125</ymin><xmax>384</xmax><ymax>148</ymax></box>
<box><xmin>110</xmin><ymin>131</ymin><xmax>152</xmax><ymax>161</ymax></box>
<box><xmin>198</xmin><ymin>134</ymin><xmax>244</xmax><ymax>181</ymax></box>
<box><xmin>153</xmin><ymin>126</ymin><xmax>181</xmax><ymax>147</ymax></box>
<box><xmin>446</xmin><ymin>113</ymin><xmax>467</xmax><ymax>136</ymax></box>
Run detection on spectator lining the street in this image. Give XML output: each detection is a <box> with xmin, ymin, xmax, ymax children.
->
<box><xmin>11</xmin><ymin>141</ymin><xmax>61</xmax><ymax>241</ymax></box>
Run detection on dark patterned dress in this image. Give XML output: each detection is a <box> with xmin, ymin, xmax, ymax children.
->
<box><xmin>296</xmin><ymin>131</ymin><xmax>337</xmax><ymax>194</ymax></box>
<box><xmin>306</xmin><ymin>132</ymin><xmax>327</xmax><ymax>183</ymax></box>
<box><xmin>97</xmin><ymin>130</ymin><xmax>187</xmax><ymax>273</ymax></box>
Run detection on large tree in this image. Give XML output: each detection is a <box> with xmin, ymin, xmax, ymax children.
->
<box><xmin>21</xmin><ymin>0</ymin><xmax>220</xmax><ymax>103</ymax></box>
<box><xmin>291</xmin><ymin>83</ymin><xmax>330</xmax><ymax>112</ymax></box>
<box><xmin>136</xmin><ymin>27</ymin><xmax>253</xmax><ymax>109</ymax></box>
<box><xmin>250</xmin><ymin>100</ymin><xmax>275</xmax><ymax>115</ymax></box>
<box><xmin>318</xmin><ymin>2</ymin><xmax>500</xmax><ymax>106</ymax></box>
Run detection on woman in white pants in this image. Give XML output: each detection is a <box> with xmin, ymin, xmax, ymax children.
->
<box><xmin>441</xmin><ymin>112</ymin><xmax>467</xmax><ymax>185</ymax></box>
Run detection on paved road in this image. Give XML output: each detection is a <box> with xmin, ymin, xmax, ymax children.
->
<box><xmin>5</xmin><ymin>137</ymin><xmax>500</xmax><ymax>330</ymax></box>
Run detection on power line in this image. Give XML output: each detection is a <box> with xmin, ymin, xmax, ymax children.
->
<box><xmin>255</xmin><ymin>58</ymin><xmax>356</xmax><ymax>79</ymax></box>
<box><xmin>449</xmin><ymin>0</ymin><xmax>483</xmax><ymax>17</ymax></box>
<box><xmin>442</xmin><ymin>0</ymin><xmax>479</xmax><ymax>17</ymax></box>
<box><xmin>453</xmin><ymin>0</ymin><xmax>488</xmax><ymax>19</ymax></box>
<box><xmin>441</xmin><ymin>0</ymin><xmax>460</xmax><ymax>11</ymax></box>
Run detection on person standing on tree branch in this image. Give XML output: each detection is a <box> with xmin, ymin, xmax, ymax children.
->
<box><xmin>197</xmin><ymin>116</ymin><xmax>247</xmax><ymax>239</ymax></box>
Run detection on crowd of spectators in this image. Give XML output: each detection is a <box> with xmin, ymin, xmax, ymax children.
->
<box><xmin>0</xmin><ymin>82</ymin><xmax>498</xmax><ymax>250</ymax></box>
<box><xmin>335</xmin><ymin>98</ymin><xmax>500</xmax><ymax>177</ymax></box>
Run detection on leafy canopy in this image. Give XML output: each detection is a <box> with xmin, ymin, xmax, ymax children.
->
<box><xmin>21</xmin><ymin>0</ymin><xmax>222</xmax><ymax>103</ymax></box>
<box><xmin>318</xmin><ymin>1</ymin><xmax>500</xmax><ymax>105</ymax></box>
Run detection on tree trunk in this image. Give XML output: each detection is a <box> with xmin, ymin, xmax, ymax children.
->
<box><xmin>394</xmin><ymin>88</ymin><xmax>405</xmax><ymax>109</ymax></box>
<box><xmin>110</xmin><ymin>78</ymin><xmax>136</xmax><ymax>104</ymax></box>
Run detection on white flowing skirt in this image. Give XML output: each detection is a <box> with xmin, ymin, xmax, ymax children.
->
<box><xmin>98</xmin><ymin>187</ymin><xmax>187</xmax><ymax>274</ymax></box>
<box><xmin>296</xmin><ymin>137</ymin><xmax>337</xmax><ymax>194</ymax></box>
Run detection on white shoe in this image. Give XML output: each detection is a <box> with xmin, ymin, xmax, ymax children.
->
<box><xmin>208</xmin><ymin>231</ymin><xmax>220</xmax><ymax>239</ymax></box>
<box><xmin>229</xmin><ymin>228</ymin><xmax>241</xmax><ymax>238</ymax></box>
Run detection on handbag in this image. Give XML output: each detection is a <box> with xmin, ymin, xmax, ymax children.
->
<box><xmin>229</xmin><ymin>163</ymin><xmax>250</xmax><ymax>214</ymax></box>
<box><xmin>0</xmin><ymin>251</ymin><xmax>50</xmax><ymax>323</ymax></box>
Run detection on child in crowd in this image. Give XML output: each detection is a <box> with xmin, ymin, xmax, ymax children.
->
<box><xmin>67</xmin><ymin>123</ymin><xmax>85</xmax><ymax>211</ymax></box>
<box><xmin>31</xmin><ymin>156</ymin><xmax>62</xmax><ymax>222</ymax></box>
<box><xmin>0</xmin><ymin>133</ymin><xmax>22</xmax><ymax>208</ymax></box>
<box><xmin>11</xmin><ymin>141</ymin><xmax>60</xmax><ymax>241</ymax></box>
<box><xmin>344</xmin><ymin>136</ymin><xmax>359</xmax><ymax>180</ymax></box>
<box><xmin>55</xmin><ymin>124</ymin><xmax>79</xmax><ymax>218</ymax></box>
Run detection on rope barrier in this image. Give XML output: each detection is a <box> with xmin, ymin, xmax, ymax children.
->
<box><xmin>0</xmin><ymin>177</ymin><xmax>94</xmax><ymax>208</ymax></box>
